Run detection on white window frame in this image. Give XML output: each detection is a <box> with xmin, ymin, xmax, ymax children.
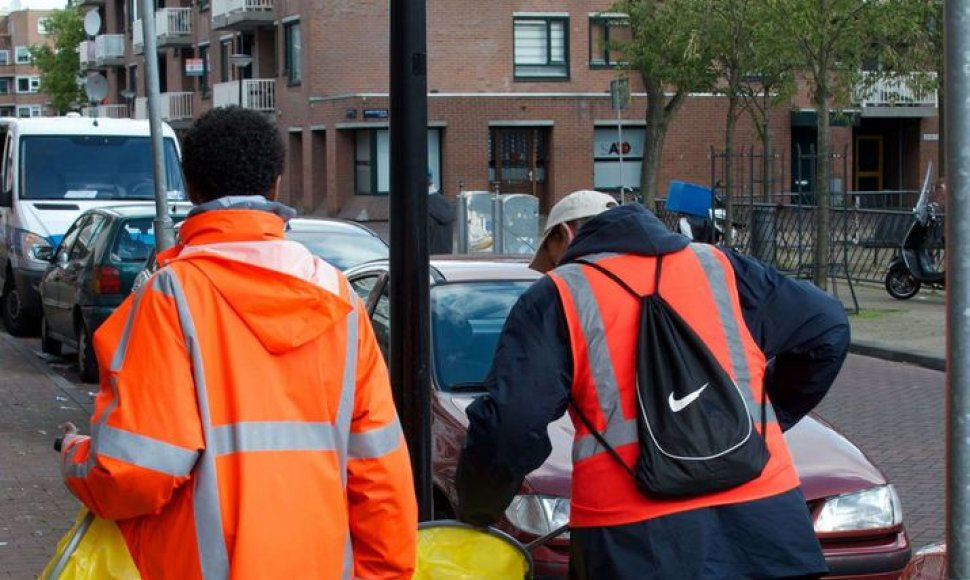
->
<box><xmin>16</xmin><ymin>105</ymin><xmax>41</xmax><ymax>118</ymax></box>
<box><xmin>37</xmin><ymin>17</ymin><xmax>51</xmax><ymax>35</ymax></box>
<box><xmin>14</xmin><ymin>46</ymin><xmax>30</xmax><ymax>64</ymax></box>
<box><xmin>0</xmin><ymin>78</ymin><xmax>10</xmax><ymax>95</ymax></box>
<box><xmin>0</xmin><ymin>50</ymin><xmax>9</xmax><ymax>66</ymax></box>
<box><xmin>513</xmin><ymin>15</ymin><xmax>569</xmax><ymax>80</ymax></box>
<box><xmin>16</xmin><ymin>75</ymin><xmax>40</xmax><ymax>94</ymax></box>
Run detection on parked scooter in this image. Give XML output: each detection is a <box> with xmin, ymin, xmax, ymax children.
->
<box><xmin>666</xmin><ymin>180</ymin><xmax>744</xmax><ymax>244</ymax></box>
<box><xmin>884</xmin><ymin>164</ymin><xmax>945</xmax><ymax>300</ymax></box>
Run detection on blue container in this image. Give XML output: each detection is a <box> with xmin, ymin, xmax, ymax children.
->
<box><xmin>666</xmin><ymin>181</ymin><xmax>714</xmax><ymax>217</ymax></box>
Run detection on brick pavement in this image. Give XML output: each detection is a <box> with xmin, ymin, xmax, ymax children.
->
<box><xmin>816</xmin><ymin>353</ymin><xmax>945</xmax><ymax>549</ymax></box>
<box><xmin>0</xmin><ymin>332</ymin><xmax>91</xmax><ymax>579</ymax></box>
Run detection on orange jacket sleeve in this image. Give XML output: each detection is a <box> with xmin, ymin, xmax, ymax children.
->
<box><xmin>345</xmin><ymin>297</ymin><xmax>418</xmax><ymax>579</ymax></box>
<box><xmin>61</xmin><ymin>278</ymin><xmax>204</xmax><ymax>520</ymax></box>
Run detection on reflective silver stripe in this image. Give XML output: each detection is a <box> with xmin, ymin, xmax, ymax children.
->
<box><xmin>555</xmin><ymin>264</ymin><xmax>625</xmax><ymax>429</ymax></box>
<box><xmin>348</xmin><ymin>418</ymin><xmax>403</xmax><ymax>460</ymax></box>
<box><xmin>61</xmin><ymin>435</ymin><xmax>90</xmax><ymax>479</ymax></box>
<box><xmin>110</xmin><ymin>284</ymin><xmax>147</xmax><ymax>372</ymax></box>
<box><xmin>337</xmin><ymin>283</ymin><xmax>359</xmax><ymax>580</ymax></box>
<box><xmin>573</xmin><ymin>417</ymin><xmax>637</xmax><ymax>462</ymax></box>
<box><xmin>154</xmin><ymin>268</ymin><xmax>229</xmax><ymax>579</ymax></box>
<box><xmin>690</xmin><ymin>244</ymin><xmax>776</xmax><ymax>423</ymax></box>
<box><xmin>96</xmin><ymin>424</ymin><xmax>198</xmax><ymax>476</ymax></box>
<box><xmin>209</xmin><ymin>422</ymin><xmax>338</xmax><ymax>455</ymax></box>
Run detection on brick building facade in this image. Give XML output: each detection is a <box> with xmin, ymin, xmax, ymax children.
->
<box><xmin>0</xmin><ymin>9</ymin><xmax>55</xmax><ymax>119</ymax></box>
<box><xmin>77</xmin><ymin>0</ymin><xmax>940</xmax><ymax>214</ymax></box>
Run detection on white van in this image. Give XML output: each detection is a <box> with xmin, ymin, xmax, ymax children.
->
<box><xmin>0</xmin><ymin>115</ymin><xmax>186</xmax><ymax>336</ymax></box>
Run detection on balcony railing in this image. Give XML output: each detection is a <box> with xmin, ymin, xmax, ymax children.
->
<box><xmin>156</xmin><ymin>8</ymin><xmax>192</xmax><ymax>46</ymax></box>
<box><xmin>94</xmin><ymin>34</ymin><xmax>125</xmax><ymax>66</ymax></box>
<box><xmin>856</xmin><ymin>72</ymin><xmax>938</xmax><ymax>108</ymax></box>
<box><xmin>213</xmin><ymin>78</ymin><xmax>276</xmax><ymax>111</ymax></box>
<box><xmin>82</xmin><ymin>104</ymin><xmax>129</xmax><ymax>119</ymax></box>
<box><xmin>78</xmin><ymin>40</ymin><xmax>95</xmax><ymax>69</ymax></box>
<box><xmin>134</xmin><ymin>92</ymin><xmax>195</xmax><ymax>122</ymax></box>
<box><xmin>133</xmin><ymin>19</ymin><xmax>143</xmax><ymax>54</ymax></box>
<box><xmin>211</xmin><ymin>0</ymin><xmax>274</xmax><ymax>29</ymax></box>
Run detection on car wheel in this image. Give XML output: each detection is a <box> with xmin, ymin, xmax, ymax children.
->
<box><xmin>1</xmin><ymin>276</ymin><xmax>38</xmax><ymax>337</ymax></box>
<box><xmin>885</xmin><ymin>263</ymin><xmax>921</xmax><ymax>300</ymax></box>
<box><xmin>77</xmin><ymin>319</ymin><xmax>99</xmax><ymax>384</ymax></box>
<box><xmin>40</xmin><ymin>314</ymin><xmax>62</xmax><ymax>356</ymax></box>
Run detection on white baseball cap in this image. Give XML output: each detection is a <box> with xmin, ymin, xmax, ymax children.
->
<box><xmin>529</xmin><ymin>190</ymin><xmax>618</xmax><ymax>272</ymax></box>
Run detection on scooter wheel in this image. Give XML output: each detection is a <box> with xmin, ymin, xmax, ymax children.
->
<box><xmin>885</xmin><ymin>264</ymin><xmax>921</xmax><ymax>300</ymax></box>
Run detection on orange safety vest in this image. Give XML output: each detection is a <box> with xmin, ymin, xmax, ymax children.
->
<box><xmin>549</xmin><ymin>244</ymin><xmax>800</xmax><ymax>528</ymax></box>
<box><xmin>61</xmin><ymin>210</ymin><xmax>417</xmax><ymax>579</ymax></box>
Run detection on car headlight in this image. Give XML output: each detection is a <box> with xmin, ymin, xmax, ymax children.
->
<box><xmin>814</xmin><ymin>485</ymin><xmax>903</xmax><ymax>533</ymax></box>
<box><xmin>505</xmin><ymin>495</ymin><xmax>570</xmax><ymax>539</ymax></box>
<box><xmin>16</xmin><ymin>229</ymin><xmax>52</xmax><ymax>264</ymax></box>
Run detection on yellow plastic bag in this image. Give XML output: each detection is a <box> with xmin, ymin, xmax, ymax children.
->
<box><xmin>414</xmin><ymin>521</ymin><xmax>532</xmax><ymax>580</ymax></box>
<box><xmin>40</xmin><ymin>509</ymin><xmax>140</xmax><ymax>580</ymax></box>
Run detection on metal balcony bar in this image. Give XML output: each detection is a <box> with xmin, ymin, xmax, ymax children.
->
<box><xmin>225</xmin><ymin>0</ymin><xmax>273</xmax><ymax>13</ymax></box>
<box><xmin>156</xmin><ymin>7</ymin><xmax>192</xmax><ymax>38</ymax></box>
<box><xmin>82</xmin><ymin>104</ymin><xmax>129</xmax><ymax>119</ymax></box>
<box><xmin>211</xmin><ymin>0</ymin><xmax>274</xmax><ymax>29</ymax></box>
<box><xmin>856</xmin><ymin>71</ymin><xmax>938</xmax><ymax>108</ymax></box>
<box><xmin>212</xmin><ymin>78</ymin><xmax>276</xmax><ymax>111</ymax></box>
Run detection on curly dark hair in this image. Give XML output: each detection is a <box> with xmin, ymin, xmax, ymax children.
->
<box><xmin>181</xmin><ymin>107</ymin><xmax>285</xmax><ymax>202</ymax></box>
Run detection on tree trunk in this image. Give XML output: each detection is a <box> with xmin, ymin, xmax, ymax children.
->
<box><xmin>640</xmin><ymin>82</ymin><xmax>669</xmax><ymax>212</ymax></box>
<box><xmin>814</xmin><ymin>81</ymin><xmax>831</xmax><ymax>291</ymax></box>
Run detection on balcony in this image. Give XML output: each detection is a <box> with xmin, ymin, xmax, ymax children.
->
<box><xmin>156</xmin><ymin>8</ymin><xmax>192</xmax><ymax>48</ymax></box>
<box><xmin>211</xmin><ymin>0</ymin><xmax>274</xmax><ymax>31</ymax></box>
<box><xmin>213</xmin><ymin>78</ymin><xmax>276</xmax><ymax>111</ymax></box>
<box><xmin>94</xmin><ymin>34</ymin><xmax>125</xmax><ymax>67</ymax></box>
<box><xmin>78</xmin><ymin>40</ymin><xmax>95</xmax><ymax>70</ymax></box>
<box><xmin>134</xmin><ymin>92</ymin><xmax>195</xmax><ymax>123</ymax></box>
<box><xmin>81</xmin><ymin>104</ymin><xmax>129</xmax><ymax>119</ymax></box>
<box><xmin>855</xmin><ymin>72</ymin><xmax>938</xmax><ymax>108</ymax></box>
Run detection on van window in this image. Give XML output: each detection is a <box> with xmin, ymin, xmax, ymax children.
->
<box><xmin>20</xmin><ymin>135</ymin><xmax>186</xmax><ymax>201</ymax></box>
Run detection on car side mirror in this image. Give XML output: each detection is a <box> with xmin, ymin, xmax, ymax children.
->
<box><xmin>0</xmin><ymin>189</ymin><xmax>11</xmax><ymax>207</ymax></box>
<box><xmin>34</xmin><ymin>246</ymin><xmax>53</xmax><ymax>262</ymax></box>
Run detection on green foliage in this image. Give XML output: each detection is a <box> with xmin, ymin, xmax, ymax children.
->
<box><xmin>29</xmin><ymin>7</ymin><xmax>85</xmax><ymax>114</ymax></box>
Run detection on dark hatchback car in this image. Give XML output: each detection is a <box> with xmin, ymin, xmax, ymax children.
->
<box><xmin>345</xmin><ymin>256</ymin><xmax>911</xmax><ymax>580</ymax></box>
<box><xmin>38</xmin><ymin>205</ymin><xmax>187</xmax><ymax>382</ymax></box>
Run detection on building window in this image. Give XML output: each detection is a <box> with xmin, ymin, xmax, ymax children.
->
<box><xmin>220</xmin><ymin>39</ymin><xmax>231</xmax><ymax>83</ymax></box>
<box><xmin>198</xmin><ymin>44</ymin><xmax>210</xmax><ymax>98</ymax></box>
<box><xmin>589</xmin><ymin>16</ymin><xmax>630</xmax><ymax>68</ymax></box>
<box><xmin>0</xmin><ymin>79</ymin><xmax>9</xmax><ymax>94</ymax></box>
<box><xmin>16</xmin><ymin>76</ymin><xmax>40</xmax><ymax>93</ymax></box>
<box><xmin>17</xmin><ymin>105</ymin><xmax>42</xmax><ymax>118</ymax></box>
<box><xmin>593</xmin><ymin>126</ymin><xmax>645</xmax><ymax>193</ymax></box>
<box><xmin>0</xmin><ymin>106</ymin><xmax>13</xmax><ymax>117</ymax></box>
<box><xmin>513</xmin><ymin>16</ymin><xmax>568</xmax><ymax>80</ymax></box>
<box><xmin>355</xmin><ymin>128</ymin><xmax>441</xmax><ymax>195</ymax></box>
<box><xmin>127</xmin><ymin>65</ymin><xmax>137</xmax><ymax>97</ymax></box>
<box><xmin>37</xmin><ymin>17</ymin><xmax>50</xmax><ymax>35</ymax></box>
<box><xmin>0</xmin><ymin>50</ymin><xmax>9</xmax><ymax>66</ymax></box>
<box><xmin>15</xmin><ymin>46</ymin><xmax>30</xmax><ymax>64</ymax></box>
<box><xmin>284</xmin><ymin>20</ymin><xmax>302</xmax><ymax>85</ymax></box>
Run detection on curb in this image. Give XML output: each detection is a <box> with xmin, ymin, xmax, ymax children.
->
<box><xmin>849</xmin><ymin>339</ymin><xmax>945</xmax><ymax>372</ymax></box>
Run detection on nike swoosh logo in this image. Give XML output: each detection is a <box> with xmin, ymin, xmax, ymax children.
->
<box><xmin>668</xmin><ymin>383</ymin><xmax>709</xmax><ymax>413</ymax></box>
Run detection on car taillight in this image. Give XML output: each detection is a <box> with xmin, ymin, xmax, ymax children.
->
<box><xmin>93</xmin><ymin>266</ymin><xmax>122</xmax><ymax>295</ymax></box>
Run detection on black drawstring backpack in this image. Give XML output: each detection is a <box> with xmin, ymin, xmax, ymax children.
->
<box><xmin>571</xmin><ymin>256</ymin><xmax>770</xmax><ymax>498</ymax></box>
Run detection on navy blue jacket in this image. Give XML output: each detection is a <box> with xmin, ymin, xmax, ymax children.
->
<box><xmin>456</xmin><ymin>204</ymin><xmax>849</xmax><ymax>579</ymax></box>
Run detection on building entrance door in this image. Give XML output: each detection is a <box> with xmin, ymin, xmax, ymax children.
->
<box><xmin>855</xmin><ymin>135</ymin><xmax>884</xmax><ymax>191</ymax></box>
<box><xmin>489</xmin><ymin>127</ymin><xmax>549</xmax><ymax>208</ymax></box>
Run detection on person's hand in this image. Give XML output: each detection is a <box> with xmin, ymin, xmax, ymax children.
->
<box><xmin>60</xmin><ymin>422</ymin><xmax>78</xmax><ymax>438</ymax></box>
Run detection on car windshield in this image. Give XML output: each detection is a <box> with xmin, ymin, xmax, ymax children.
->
<box><xmin>20</xmin><ymin>135</ymin><xmax>186</xmax><ymax>201</ymax></box>
<box><xmin>287</xmin><ymin>231</ymin><xmax>388</xmax><ymax>270</ymax></box>
<box><xmin>431</xmin><ymin>281</ymin><xmax>532</xmax><ymax>392</ymax></box>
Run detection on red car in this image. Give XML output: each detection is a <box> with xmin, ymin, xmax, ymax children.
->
<box><xmin>345</xmin><ymin>257</ymin><xmax>911</xmax><ymax>579</ymax></box>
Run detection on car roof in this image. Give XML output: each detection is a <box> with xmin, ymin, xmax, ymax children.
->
<box><xmin>4</xmin><ymin>117</ymin><xmax>178</xmax><ymax>138</ymax></box>
<box><xmin>349</xmin><ymin>255</ymin><xmax>541</xmax><ymax>283</ymax></box>
<box><xmin>287</xmin><ymin>217</ymin><xmax>384</xmax><ymax>238</ymax></box>
<box><xmin>83</xmin><ymin>203</ymin><xmax>192</xmax><ymax>219</ymax></box>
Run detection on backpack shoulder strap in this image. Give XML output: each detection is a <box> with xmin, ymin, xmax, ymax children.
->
<box><xmin>568</xmin><ymin>397</ymin><xmax>637</xmax><ymax>478</ymax></box>
<box><xmin>573</xmin><ymin>256</ymin><xmax>663</xmax><ymax>298</ymax></box>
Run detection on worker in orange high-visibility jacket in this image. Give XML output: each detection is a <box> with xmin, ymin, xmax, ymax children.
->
<box><xmin>59</xmin><ymin>107</ymin><xmax>417</xmax><ymax>579</ymax></box>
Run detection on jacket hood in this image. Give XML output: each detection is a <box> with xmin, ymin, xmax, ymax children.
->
<box><xmin>162</xmin><ymin>204</ymin><xmax>352</xmax><ymax>354</ymax></box>
<box><xmin>560</xmin><ymin>203</ymin><xmax>690</xmax><ymax>263</ymax></box>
